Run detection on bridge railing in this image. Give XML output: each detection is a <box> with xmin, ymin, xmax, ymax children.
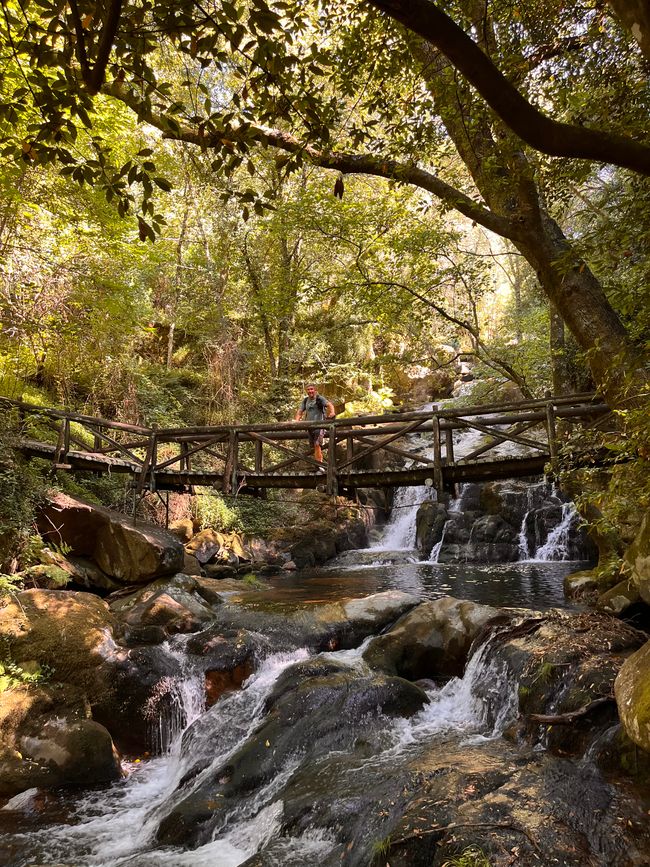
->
<box><xmin>3</xmin><ymin>392</ymin><xmax>610</xmax><ymax>496</ymax></box>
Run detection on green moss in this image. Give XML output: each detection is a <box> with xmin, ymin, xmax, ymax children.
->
<box><xmin>442</xmin><ymin>846</ymin><xmax>492</xmax><ymax>867</ymax></box>
<box><xmin>533</xmin><ymin>661</ymin><xmax>557</xmax><ymax>685</ymax></box>
<box><xmin>371</xmin><ymin>834</ymin><xmax>392</xmax><ymax>862</ymax></box>
<box><xmin>518</xmin><ymin>685</ymin><xmax>531</xmax><ymax>701</ymax></box>
<box><xmin>241</xmin><ymin>573</ymin><xmax>266</xmax><ymax>589</ymax></box>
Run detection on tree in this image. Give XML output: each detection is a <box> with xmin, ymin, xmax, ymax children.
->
<box><xmin>1</xmin><ymin>0</ymin><xmax>647</xmax><ymax>406</ymax></box>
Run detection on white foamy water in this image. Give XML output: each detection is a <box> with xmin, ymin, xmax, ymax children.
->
<box><xmin>372</xmin><ymin>483</ymin><xmax>430</xmax><ymax>551</ymax></box>
<box><xmin>12</xmin><ymin>650</ymin><xmax>310</xmax><ymax>867</ymax></box>
<box><xmin>534</xmin><ymin>501</ymin><xmax>579</xmax><ymax>561</ymax></box>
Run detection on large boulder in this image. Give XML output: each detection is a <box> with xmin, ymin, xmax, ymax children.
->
<box><xmin>177</xmin><ymin>590</ymin><xmax>419</xmax><ymax>658</ymax></box>
<box><xmin>110</xmin><ymin>574</ymin><xmax>219</xmax><ymax>641</ymax></box>
<box><xmin>0</xmin><ymin>684</ymin><xmax>121</xmax><ymax>796</ymax></box>
<box><xmin>156</xmin><ymin>662</ymin><xmax>428</xmax><ymax>846</ymax></box>
<box><xmin>614</xmin><ymin>639</ymin><xmax>650</xmax><ymax>753</ymax></box>
<box><xmin>363</xmin><ymin>597</ymin><xmax>500</xmax><ymax>680</ymax></box>
<box><xmin>0</xmin><ymin>592</ymin><xmax>124</xmax><ymax>795</ymax></box>
<box><xmin>0</xmin><ymin>589</ymin><xmax>117</xmax><ymax>697</ymax></box>
<box><xmin>37</xmin><ymin>492</ymin><xmax>184</xmax><ymax>585</ymax></box>
<box><xmin>479</xmin><ymin>611</ymin><xmax>647</xmax><ymax>756</ymax></box>
<box><xmin>625</xmin><ymin>509</ymin><xmax>650</xmax><ymax>604</ymax></box>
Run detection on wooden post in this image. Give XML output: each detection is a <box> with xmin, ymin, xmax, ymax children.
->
<box><xmin>231</xmin><ymin>432</ymin><xmax>239</xmax><ymax>493</ymax></box>
<box><xmin>255</xmin><ymin>439</ymin><xmax>263</xmax><ymax>473</ymax></box>
<box><xmin>346</xmin><ymin>435</ymin><xmax>354</xmax><ymax>467</ymax></box>
<box><xmin>223</xmin><ymin>430</ymin><xmax>236</xmax><ymax>493</ymax></box>
<box><xmin>137</xmin><ymin>432</ymin><xmax>156</xmax><ymax>494</ymax></box>
<box><xmin>53</xmin><ymin>418</ymin><xmax>71</xmax><ymax>468</ymax></box>
<box><xmin>445</xmin><ymin>428</ymin><xmax>455</xmax><ymax>465</ymax></box>
<box><xmin>326</xmin><ymin>424</ymin><xmax>338</xmax><ymax>496</ymax></box>
<box><xmin>546</xmin><ymin>402</ymin><xmax>558</xmax><ymax>467</ymax></box>
<box><xmin>180</xmin><ymin>440</ymin><xmax>190</xmax><ymax>472</ymax></box>
<box><xmin>432</xmin><ymin>413</ymin><xmax>443</xmax><ymax>498</ymax></box>
<box><xmin>149</xmin><ymin>432</ymin><xmax>158</xmax><ymax>491</ymax></box>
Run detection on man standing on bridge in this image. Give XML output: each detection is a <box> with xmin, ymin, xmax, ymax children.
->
<box><xmin>295</xmin><ymin>384</ymin><xmax>335</xmax><ymax>466</ymax></box>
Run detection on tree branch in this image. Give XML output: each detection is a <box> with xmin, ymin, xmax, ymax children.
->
<box><xmin>365</xmin><ymin>0</ymin><xmax>650</xmax><ymax>175</ymax></box>
<box><xmin>89</xmin><ymin>0</ymin><xmax>123</xmax><ymax>94</ymax></box>
<box><xmin>528</xmin><ymin>696</ymin><xmax>615</xmax><ymax>724</ymax></box>
<box><xmin>102</xmin><ymin>81</ymin><xmax>522</xmax><ymax>241</ymax></box>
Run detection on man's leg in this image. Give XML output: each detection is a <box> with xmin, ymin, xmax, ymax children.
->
<box><xmin>314</xmin><ymin>442</ymin><xmax>323</xmax><ymax>463</ymax></box>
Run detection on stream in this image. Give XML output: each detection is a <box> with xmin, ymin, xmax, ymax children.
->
<box><xmin>1</xmin><ymin>404</ymin><xmax>649</xmax><ymax>866</ymax></box>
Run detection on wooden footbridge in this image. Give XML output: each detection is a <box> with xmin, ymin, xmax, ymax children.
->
<box><xmin>4</xmin><ymin>393</ymin><xmax>608</xmax><ymax>499</ymax></box>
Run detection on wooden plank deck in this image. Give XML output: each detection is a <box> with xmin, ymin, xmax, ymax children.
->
<box><xmin>8</xmin><ymin>393</ymin><xmax>610</xmax><ymax>496</ymax></box>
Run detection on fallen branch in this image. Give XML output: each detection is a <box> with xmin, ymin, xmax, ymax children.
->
<box><xmin>528</xmin><ymin>696</ymin><xmax>615</xmax><ymax>725</ymax></box>
<box><xmin>390</xmin><ymin>820</ymin><xmax>541</xmax><ymax>853</ymax></box>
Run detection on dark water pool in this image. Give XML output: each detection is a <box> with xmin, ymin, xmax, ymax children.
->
<box><xmin>229</xmin><ymin>555</ymin><xmax>589</xmax><ymax>611</ymax></box>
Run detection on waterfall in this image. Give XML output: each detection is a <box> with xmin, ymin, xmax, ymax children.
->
<box><xmin>535</xmin><ymin>502</ymin><xmax>579</xmax><ymax>561</ymax></box>
<box><xmin>144</xmin><ymin>640</ymin><xmax>207</xmax><ymax>755</ymax></box>
<box><xmin>21</xmin><ymin>649</ymin><xmax>310</xmax><ymax>867</ymax></box>
<box><xmin>372</xmin><ymin>483</ymin><xmax>429</xmax><ymax>551</ymax></box>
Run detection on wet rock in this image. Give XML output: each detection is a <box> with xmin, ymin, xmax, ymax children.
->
<box><xmin>156</xmin><ymin>667</ymin><xmax>428</xmax><ymax>846</ymax></box>
<box><xmin>415</xmin><ymin>501</ymin><xmax>448</xmax><ymax>558</ymax></box>
<box><xmin>614</xmin><ymin>639</ymin><xmax>650</xmax><ymax>753</ymax></box>
<box><xmin>185</xmin><ymin>624</ymin><xmax>256</xmax><ymax>706</ymax></box>
<box><xmin>383</xmin><ymin>744</ymin><xmax>650</xmax><ymax>867</ymax></box>
<box><xmin>110</xmin><ymin>574</ymin><xmax>218</xmax><ymax>638</ymax></box>
<box><xmin>564</xmin><ymin>569</ymin><xmax>601</xmax><ymax>599</ymax></box>
<box><xmin>37</xmin><ymin>492</ymin><xmax>184</xmax><ymax>585</ymax></box>
<box><xmin>191</xmin><ymin>590</ymin><xmax>419</xmax><ymax>657</ymax></box>
<box><xmin>204</xmin><ymin>663</ymin><xmax>253</xmax><ymax>707</ymax></box>
<box><xmin>481</xmin><ymin>611</ymin><xmax>646</xmax><ymax>755</ymax></box>
<box><xmin>91</xmin><ymin>643</ymin><xmax>182</xmax><ymax>753</ymax></box>
<box><xmin>363</xmin><ymin>597</ymin><xmax>500</xmax><ymax>680</ymax></box>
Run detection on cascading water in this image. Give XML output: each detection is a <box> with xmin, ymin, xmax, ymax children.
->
<box><xmin>534</xmin><ymin>501</ymin><xmax>579</xmax><ymax>561</ymax></box>
<box><xmin>145</xmin><ymin>639</ymin><xmax>207</xmax><ymax>755</ymax></box>
<box><xmin>371</xmin><ymin>483</ymin><xmax>430</xmax><ymax>551</ymax></box>
<box><xmin>6</xmin><ymin>650</ymin><xmax>309</xmax><ymax>867</ymax></box>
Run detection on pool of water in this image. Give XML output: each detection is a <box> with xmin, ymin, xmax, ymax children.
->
<box><xmin>228</xmin><ymin>554</ymin><xmax>589</xmax><ymax>611</ymax></box>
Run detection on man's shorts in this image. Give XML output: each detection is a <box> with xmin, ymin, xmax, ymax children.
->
<box><xmin>308</xmin><ymin>428</ymin><xmax>325</xmax><ymax>446</ymax></box>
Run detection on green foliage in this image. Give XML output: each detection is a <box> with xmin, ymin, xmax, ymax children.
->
<box><xmin>0</xmin><ymin>572</ymin><xmax>23</xmax><ymax>598</ymax></box>
<box><xmin>441</xmin><ymin>847</ymin><xmax>492</xmax><ymax>867</ymax></box>
<box><xmin>0</xmin><ymin>638</ymin><xmax>50</xmax><ymax>692</ymax></box>
<box><xmin>0</xmin><ymin>415</ymin><xmax>48</xmax><ymax>569</ymax></box>
<box><xmin>193</xmin><ymin>489</ymin><xmax>302</xmax><ymax>537</ymax></box>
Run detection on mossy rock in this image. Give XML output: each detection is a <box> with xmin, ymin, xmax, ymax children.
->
<box><xmin>596</xmin><ymin>577</ymin><xmax>640</xmax><ymax>615</ymax></box>
<box><xmin>614</xmin><ymin>639</ymin><xmax>650</xmax><ymax>754</ymax></box>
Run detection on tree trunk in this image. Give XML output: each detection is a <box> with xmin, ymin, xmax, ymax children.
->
<box><xmin>413</xmin><ymin>34</ymin><xmax>643</xmax><ymax>406</ymax></box>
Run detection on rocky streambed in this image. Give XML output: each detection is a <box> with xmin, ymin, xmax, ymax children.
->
<box><xmin>2</xmin><ymin>480</ymin><xmax>650</xmax><ymax>866</ymax></box>
<box><xmin>1</xmin><ymin>566</ymin><xmax>650</xmax><ymax>866</ymax></box>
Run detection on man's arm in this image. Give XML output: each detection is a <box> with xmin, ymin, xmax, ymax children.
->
<box><xmin>324</xmin><ymin>400</ymin><xmax>336</xmax><ymax>419</ymax></box>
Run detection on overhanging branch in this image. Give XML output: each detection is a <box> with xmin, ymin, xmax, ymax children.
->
<box><xmin>366</xmin><ymin>0</ymin><xmax>650</xmax><ymax>176</ymax></box>
<box><xmin>103</xmin><ymin>82</ymin><xmax>521</xmax><ymax>241</ymax></box>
